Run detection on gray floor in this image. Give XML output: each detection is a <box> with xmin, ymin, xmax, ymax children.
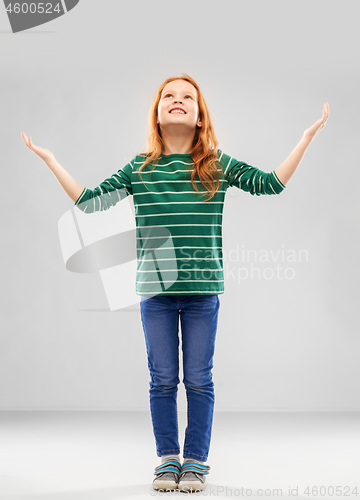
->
<box><xmin>0</xmin><ymin>411</ymin><xmax>359</xmax><ymax>498</ymax></box>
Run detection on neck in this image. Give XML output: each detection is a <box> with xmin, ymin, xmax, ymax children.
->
<box><xmin>160</xmin><ymin>128</ymin><xmax>195</xmax><ymax>155</ymax></box>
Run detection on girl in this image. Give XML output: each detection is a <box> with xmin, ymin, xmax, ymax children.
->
<box><xmin>21</xmin><ymin>73</ymin><xmax>329</xmax><ymax>493</ymax></box>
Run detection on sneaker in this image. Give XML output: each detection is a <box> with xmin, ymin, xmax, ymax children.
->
<box><xmin>178</xmin><ymin>460</ymin><xmax>211</xmax><ymax>492</ymax></box>
<box><xmin>152</xmin><ymin>459</ymin><xmax>181</xmax><ymax>491</ymax></box>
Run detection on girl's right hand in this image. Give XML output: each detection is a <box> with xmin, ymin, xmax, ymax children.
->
<box><xmin>21</xmin><ymin>132</ymin><xmax>56</xmax><ymax>164</ymax></box>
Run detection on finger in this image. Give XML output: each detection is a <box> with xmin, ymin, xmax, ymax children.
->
<box><xmin>325</xmin><ymin>102</ymin><xmax>329</xmax><ymax>118</ymax></box>
<box><xmin>29</xmin><ymin>136</ymin><xmax>35</xmax><ymax>152</ymax></box>
<box><xmin>321</xmin><ymin>105</ymin><xmax>328</xmax><ymax>124</ymax></box>
<box><xmin>22</xmin><ymin>133</ymin><xmax>31</xmax><ymax>149</ymax></box>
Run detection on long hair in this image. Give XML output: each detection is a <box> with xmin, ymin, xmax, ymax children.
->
<box><xmin>137</xmin><ymin>73</ymin><xmax>225</xmax><ymax>202</ymax></box>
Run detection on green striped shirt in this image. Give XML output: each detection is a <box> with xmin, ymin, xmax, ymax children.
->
<box><xmin>74</xmin><ymin>149</ymin><xmax>286</xmax><ymax>296</ymax></box>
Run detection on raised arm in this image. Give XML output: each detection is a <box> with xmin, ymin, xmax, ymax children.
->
<box><xmin>220</xmin><ymin>149</ymin><xmax>286</xmax><ymax>196</ymax></box>
<box><xmin>73</xmin><ymin>163</ymin><xmax>133</xmax><ymax>213</ymax></box>
<box><xmin>21</xmin><ymin>132</ymin><xmax>85</xmax><ymax>203</ymax></box>
<box><xmin>274</xmin><ymin>102</ymin><xmax>330</xmax><ymax>186</ymax></box>
<box><xmin>21</xmin><ymin>131</ymin><xmax>134</xmax><ymax>213</ymax></box>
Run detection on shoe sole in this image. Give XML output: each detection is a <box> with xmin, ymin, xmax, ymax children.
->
<box><xmin>178</xmin><ymin>480</ymin><xmax>206</xmax><ymax>491</ymax></box>
<box><xmin>153</xmin><ymin>480</ymin><xmax>178</xmax><ymax>490</ymax></box>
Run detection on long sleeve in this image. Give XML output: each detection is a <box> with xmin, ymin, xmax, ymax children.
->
<box><xmin>74</xmin><ymin>159</ymin><xmax>134</xmax><ymax>213</ymax></box>
<box><xmin>219</xmin><ymin>149</ymin><xmax>286</xmax><ymax>196</ymax></box>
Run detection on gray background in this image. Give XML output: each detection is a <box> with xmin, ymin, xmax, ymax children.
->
<box><xmin>1</xmin><ymin>0</ymin><xmax>359</xmax><ymax>411</ymax></box>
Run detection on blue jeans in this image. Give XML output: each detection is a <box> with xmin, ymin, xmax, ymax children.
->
<box><xmin>140</xmin><ymin>294</ymin><xmax>220</xmax><ymax>462</ymax></box>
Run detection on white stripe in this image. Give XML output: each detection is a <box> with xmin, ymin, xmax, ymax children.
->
<box><xmin>271</xmin><ymin>171</ymin><xmax>286</xmax><ymax>189</ymax></box>
<box><xmin>139</xmin><ymin>246</ymin><xmax>222</xmax><ymax>249</ymax></box>
<box><xmin>138</xmin><ymin>268</ymin><xmax>224</xmax><ymax>272</ymax></box>
<box><xmin>269</xmin><ymin>183</ymin><xmax>276</xmax><ymax>194</ymax></box>
<box><xmin>133</xmin><ymin>189</ymin><xmax>226</xmax><ymax>196</ymax></box>
<box><xmin>137</xmin><ymin>235</ymin><xmax>221</xmax><ymax>239</ymax></box>
<box><xmin>136</xmin><ymin>279</ymin><xmax>224</xmax><ymax>284</ymax></box>
<box><xmin>137</xmin><ymin>168</ymin><xmax>193</xmax><ymax>175</ymax></box>
<box><xmin>223</xmin><ymin>157</ymin><xmax>233</xmax><ymax>176</ymax></box>
<box><xmin>136</xmin><ymin>212</ymin><xmax>223</xmax><ymax>217</ymax></box>
<box><xmin>139</xmin><ymin>291</ymin><xmax>223</xmax><ymax>294</ymax></box>
<box><xmin>137</xmin><ymin>223</ymin><xmax>221</xmax><ymax>228</ymax></box>
<box><xmin>139</xmin><ymin>258</ymin><xmax>222</xmax><ymax>262</ymax></box>
<box><xmin>135</xmin><ymin>201</ymin><xmax>224</xmax><ymax>206</ymax></box>
<box><xmin>75</xmin><ymin>187</ymin><xmax>87</xmax><ymax>205</ymax></box>
<box><xmin>135</xmin><ymin>159</ymin><xmax>194</xmax><ymax>166</ymax></box>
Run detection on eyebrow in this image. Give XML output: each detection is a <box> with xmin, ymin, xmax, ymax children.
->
<box><xmin>162</xmin><ymin>90</ymin><xmax>196</xmax><ymax>98</ymax></box>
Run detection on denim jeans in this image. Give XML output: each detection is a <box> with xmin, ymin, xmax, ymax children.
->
<box><xmin>140</xmin><ymin>294</ymin><xmax>220</xmax><ymax>462</ymax></box>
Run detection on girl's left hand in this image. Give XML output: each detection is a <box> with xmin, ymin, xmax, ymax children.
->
<box><xmin>303</xmin><ymin>102</ymin><xmax>330</xmax><ymax>141</ymax></box>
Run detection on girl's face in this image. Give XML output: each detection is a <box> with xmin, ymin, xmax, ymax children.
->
<box><xmin>157</xmin><ymin>79</ymin><xmax>201</xmax><ymax>131</ymax></box>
